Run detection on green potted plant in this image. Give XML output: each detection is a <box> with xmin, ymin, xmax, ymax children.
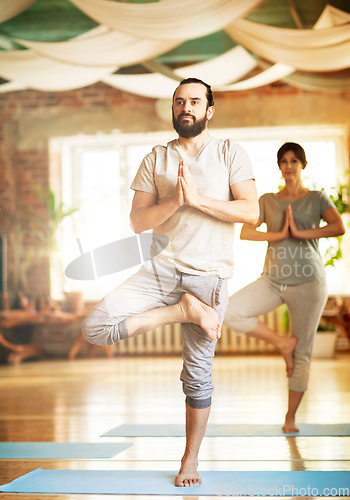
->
<box><xmin>313</xmin><ymin>179</ymin><xmax>350</xmax><ymax>357</ymax></box>
<box><xmin>313</xmin><ymin>321</ymin><xmax>338</xmax><ymax>359</ymax></box>
<box><xmin>27</xmin><ymin>185</ymin><xmax>80</xmax><ymax>308</ymax></box>
<box><xmin>323</xmin><ymin>180</ymin><xmax>350</xmax><ymax>267</ymax></box>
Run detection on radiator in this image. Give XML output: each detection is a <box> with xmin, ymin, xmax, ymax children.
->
<box><xmin>114</xmin><ymin>305</ymin><xmax>288</xmax><ymax>355</ymax></box>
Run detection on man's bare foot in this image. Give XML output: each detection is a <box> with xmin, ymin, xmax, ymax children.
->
<box><xmin>178</xmin><ymin>293</ymin><xmax>221</xmax><ymax>340</ymax></box>
<box><xmin>278</xmin><ymin>336</ymin><xmax>298</xmax><ymax>377</ymax></box>
<box><xmin>175</xmin><ymin>458</ymin><xmax>201</xmax><ymax>487</ymax></box>
<box><xmin>282</xmin><ymin>414</ymin><xmax>299</xmax><ymax>434</ymax></box>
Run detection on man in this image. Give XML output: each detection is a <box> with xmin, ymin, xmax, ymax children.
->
<box><xmin>82</xmin><ymin>78</ymin><xmax>258</xmax><ymax>487</ymax></box>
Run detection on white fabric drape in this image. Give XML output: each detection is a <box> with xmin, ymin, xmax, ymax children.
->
<box><xmin>103</xmin><ymin>62</ymin><xmax>296</xmax><ymax>97</ymax></box>
<box><xmin>1</xmin><ymin>3</ymin><xmax>350</xmax><ymax>95</ymax></box>
<box><xmin>214</xmin><ymin>63</ymin><xmax>294</xmax><ymax>91</ymax></box>
<box><xmin>0</xmin><ymin>81</ymin><xmax>27</xmax><ymax>93</ymax></box>
<box><xmin>148</xmin><ymin>47</ymin><xmax>294</xmax><ymax>92</ymax></box>
<box><xmin>102</xmin><ymin>4</ymin><xmax>350</xmax><ymax>98</ymax></box>
<box><xmin>0</xmin><ymin>51</ymin><xmax>117</xmax><ymax>91</ymax></box>
<box><xmin>283</xmin><ymin>72</ymin><xmax>350</xmax><ymax>92</ymax></box>
<box><xmin>103</xmin><ymin>46</ymin><xmax>259</xmax><ymax>98</ymax></box>
<box><xmin>229</xmin><ymin>17</ymin><xmax>350</xmax><ymax>48</ymax></box>
<box><xmin>0</xmin><ymin>0</ymin><xmax>37</xmax><ymax>23</ymax></box>
<box><xmin>313</xmin><ymin>5</ymin><xmax>350</xmax><ymax>30</ymax></box>
<box><xmin>223</xmin><ymin>5</ymin><xmax>350</xmax><ymax>91</ymax></box>
<box><xmin>161</xmin><ymin>46</ymin><xmax>257</xmax><ymax>86</ymax></box>
<box><xmin>14</xmin><ymin>26</ymin><xmax>183</xmax><ymax>67</ymax></box>
<box><xmin>69</xmin><ymin>0</ymin><xmax>266</xmax><ymax>40</ymax></box>
<box><xmin>226</xmin><ymin>6</ymin><xmax>350</xmax><ymax>72</ymax></box>
<box><xmin>103</xmin><ymin>73</ymin><xmax>177</xmax><ymax>100</ymax></box>
<box><xmin>256</xmin><ymin>58</ymin><xmax>350</xmax><ymax>92</ymax></box>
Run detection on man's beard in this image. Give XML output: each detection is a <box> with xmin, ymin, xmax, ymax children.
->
<box><xmin>172</xmin><ymin>111</ymin><xmax>208</xmax><ymax>139</ymax></box>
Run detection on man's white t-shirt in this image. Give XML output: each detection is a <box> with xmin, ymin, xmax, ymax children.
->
<box><xmin>131</xmin><ymin>135</ymin><xmax>254</xmax><ymax>278</ymax></box>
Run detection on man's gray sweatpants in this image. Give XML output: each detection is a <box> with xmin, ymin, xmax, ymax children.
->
<box><xmin>82</xmin><ymin>258</ymin><xmax>228</xmax><ymax>409</ymax></box>
<box><xmin>224</xmin><ymin>275</ymin><xmax>328</xmax><ymax>392</ymax></box>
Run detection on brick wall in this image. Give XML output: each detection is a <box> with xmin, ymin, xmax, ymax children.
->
<box><xmin>0</xmin><ymin>81</ymin><xmax>350</xmax><ymax>304</ymax></box>
<box><xmin>0</xmin><ymin>83</ymin><xmax>152</xmax><ymax>303</ymax></box>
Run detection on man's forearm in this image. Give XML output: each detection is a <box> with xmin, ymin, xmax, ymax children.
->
<box><xmin>196</xmin><ymin>195</ymin><xmax>259</xmax><ymax>225</ymax></box>
<box><xmin>130</xmin><ymin>198</ymin><xmax>180</xmax><ymax>233</ymax></box>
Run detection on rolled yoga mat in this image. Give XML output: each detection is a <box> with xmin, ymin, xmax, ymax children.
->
<box><xmin>0</xmin><ymin>442</ymin><xmax>132</xmax><ymax>459</ymax></box>
<box><xmin>1</xmin><ymin>469</ymin><xmax>349</xmax><ymax>496</ymax></box>
<box><xmin>101</xmin><ymin>423</ymin><xmax>350</xmax><ymax>438</ymax></box>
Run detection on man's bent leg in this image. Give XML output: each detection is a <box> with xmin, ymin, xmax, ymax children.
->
<box><xmin>126</xmin><ymin>293</ymin><xmax>220</xmax><ymax>338</ymax></box>
<box><xmin>82</xmin><ymin>259</ymin><xmax>221</xmax><ymax>346</ymax></box>
<box><xmin>82</xmin><ymin>259</ymin><xmax>178</xmax><ymax>345</ymax></box>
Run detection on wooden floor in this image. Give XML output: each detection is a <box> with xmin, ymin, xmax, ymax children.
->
<box><xmin>0</xmin><ymin>352</ymin><xmax>349</xmax><ymax>499</ymax></box>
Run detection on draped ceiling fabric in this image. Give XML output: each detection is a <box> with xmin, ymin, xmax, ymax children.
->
<box><xmin>225</xmin><ymin>6</ymin><xmax>350</xmax><ymax>73</ymax></box>
<box><xmin>69</xmin><ymin>0</ymin><xmax>265</xmax><ymax>40</ymax></box>
<box><xmin>280</xmin><ymin>72</ymin><xmax>350</xmax><ymax>92</ymax></box>
<box><xmin>103</xmin><ymin>46</ymin><xmax>259</xmax><ymax>99</ymax></box>
<box><xmin>103</xmin><ymin>54</ymin><xmax>295</xmax><ymax>98</ymax></box>
<box><xmin>225</xmin><ymin>21</ymin><xmax>350</xmax><ymax>71</ymax></box>
<box><xmin>0</xmin><ymin>80</ymin><xmax>27</xmax><ymax>94</ymax></box>
<box><xmin>14</xmin><ymin>27</ymin><xmax>183</xmax><ymax>67</ymax></box>
<box><xmin>103</xmin><ymin>4</ymin><xmax>350</xmax><ymax>97</ymax></box>
<box><xmin>0</xmin><ymin>0</ymin><xmax>37</xmax><ymax>24</ymax></box>
<box><xmin>0</xmin><ymin>1</ymin><xmax>349</xmax><ymax>96</ymax></box>
<box><xmin>313</xmin><ymin>4</ymin><xmax>350</xmax><ymax>29</ymax></box>
<box><xmin>0</xmin><ymin>51</ymin><xmax>118</xmax><ymax>92</ymax></box>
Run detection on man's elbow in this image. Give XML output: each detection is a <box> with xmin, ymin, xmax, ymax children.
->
<box><xmin>247</xmin><ymin>202</ymin><xmax>259</xmax><ymax>226</ymax></box>
<box><xmin>129</xmin><ymin>214</ymin><xmax>142</xmax><ymax>234</ymax></box>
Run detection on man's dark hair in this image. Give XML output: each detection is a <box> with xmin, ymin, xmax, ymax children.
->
<box><xmin>277</xmin><ymin>142</ymin><xmax>307</xmax><ymax>168</ymax></box>
<box><xmin>173</xmin><ymin>78</ymin><xmax>214</xmax><ymax>108</ymax></box>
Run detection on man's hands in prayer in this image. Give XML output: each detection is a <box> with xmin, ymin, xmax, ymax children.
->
<box><xmin>179</xmin><ymin>159</ymin><xmax>200</xmax><ymax>207</ymax></box>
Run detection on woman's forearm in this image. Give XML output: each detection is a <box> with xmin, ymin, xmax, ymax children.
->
<box><xmin>294</xmin><ymin>220</ymin><xmax>345</xmax><ymax>240</ymax></box>
<box><xmin>240</xmin><ymin>224</ymin><xmax>287</xmax><ymax>242</ymax></box>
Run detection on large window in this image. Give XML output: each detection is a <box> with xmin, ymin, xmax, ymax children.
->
<box><xmin>50</xmin><ymin>125</ymin><xmax>349</xmax><ymax>300</ymax></box>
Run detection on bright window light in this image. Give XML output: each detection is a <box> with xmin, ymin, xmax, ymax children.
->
<box><xmin>50</xmin><ymin>125</ymin><xmax>348</xmax><ymax>301</ymax></box>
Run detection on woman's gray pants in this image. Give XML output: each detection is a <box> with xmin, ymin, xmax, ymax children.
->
<box><xmin>224</xmin><ymin>276</ymin><xmax>328</xmax><ymax>392</ymax></box>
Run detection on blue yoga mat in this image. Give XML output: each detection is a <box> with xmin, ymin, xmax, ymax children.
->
<box><xmin>101</xmin><ymin>423</ymin><xmax>350</xmax><ymax>437</ymax></box>
<box><xmin>0</xmin><ymin>442</ymin><xmax>131</xmax><ymax>459</ymax></box>
<box><xmin>1</xmin><ymin>469</ymin><xmax>349</xmax><ymax>496</ymax></box>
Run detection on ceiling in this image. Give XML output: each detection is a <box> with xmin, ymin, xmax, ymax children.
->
<box><xmin>1</xmin><ymin>0</ymin><xmax>350</xmax><ymax>71</ymax></box>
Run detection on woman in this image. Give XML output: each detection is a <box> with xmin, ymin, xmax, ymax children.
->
<box><xmin>224</xmin><ymin>142</ymin><xmax>345</xmax><ymax>433</ymax></box>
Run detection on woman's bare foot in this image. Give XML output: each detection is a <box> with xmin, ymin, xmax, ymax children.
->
<box><xmin>175</xmin><ymin>457</ymin><xmax>201</xmax><ymax>487</ymax></box>
<box><xmin>178</xmin><ymin>293</ymin><xmax>221</xmax><ymax>340</ymax></box>
<box><xmin>278</xmin><ymin>336</ymin><xmax>298</xmax><ymax>377</ymax></box>
<box><xmin>282</xmin><ymin>414</ymin><xmax>299</xmax><ymax>434</ymax></box>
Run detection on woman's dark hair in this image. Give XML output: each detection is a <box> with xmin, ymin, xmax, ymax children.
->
<box><xmin>277</xmin><ymin>142</ymin><xmax>307</xmax><ymax>168</ymax></box>
<box><xmin>172</xmin><ymin>78</ymin><xmax>214</xmax><ymax>108</ymax></box>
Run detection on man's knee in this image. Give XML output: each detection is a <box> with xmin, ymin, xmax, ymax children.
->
<box><xmin>82</xmin><ymin>309</ymin><xmax>129</xmax><ymax>346</ymax></box>
<box><xmin>181</xmin><ymin>365</ymin><xmax>214</xmax><ymax>405</ymax></box>
<box><xmin>186</xmin><ymin>395</ymin><xmax>211</xmax><ymax>409</ymax></box>
<box><xmin>81</xmin><ymin>312</ymin><xmax>108</xmax><ymax>345</ymax></box>
<box><xmin>81</xmin><ymin>314</ymin><xmax>97</xmax><ymax>343</ymax></box>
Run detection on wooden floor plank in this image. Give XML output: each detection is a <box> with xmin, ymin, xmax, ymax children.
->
<box><xmin>0</xmin><ymin>353</ymin><xmax>349</xmax><ymax>499</ymax></box>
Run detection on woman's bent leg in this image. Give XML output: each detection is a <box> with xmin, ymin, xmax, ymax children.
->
<box><xmin>225</xmin><ymin>277</ymin><xmax>297</xmax><ymax>375</ymax></box>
